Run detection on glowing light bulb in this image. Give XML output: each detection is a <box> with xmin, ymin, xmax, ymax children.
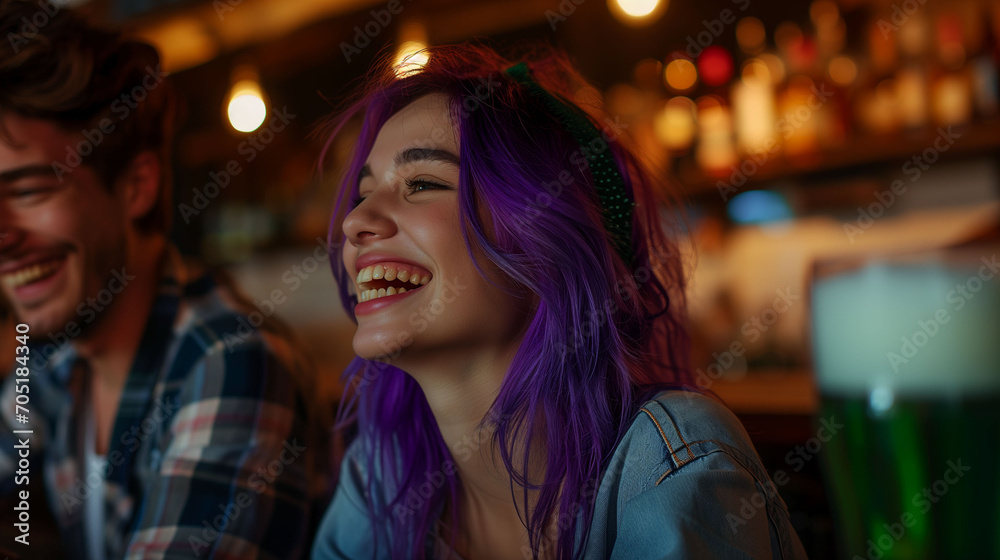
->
<box><xmin>608</xmin><ymin>0</ymin><xmax>666</xmax><ymax>25</ymax></box>
<box><xmin>225</xmin><ymin>66</ymin><xmax>266</xmax><ymax>133</ymax></box>
<box><xmin>616</xmin><ymin>0</ymin><xmax>658</xmax><ymax>17</ymax></box>
<box><xmin>394</xmin><ymin>41</ymin><xmax>429</xmax><ymax>78</ymax></box>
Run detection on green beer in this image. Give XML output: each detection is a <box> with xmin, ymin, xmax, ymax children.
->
<box><xmin>811</xmin><ymin>248</ymin><xmax>1000</xmax><ymax>560</ymax></box>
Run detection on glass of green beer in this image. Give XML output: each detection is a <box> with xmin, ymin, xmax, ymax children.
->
<box><xmin>810</xmin><ymin>241</ymin><xmax>1000</xmax><ymax>560</ymax></box>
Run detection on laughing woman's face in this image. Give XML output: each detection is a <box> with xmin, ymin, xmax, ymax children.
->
<box><xmin>341</xmin><ymin>93</ymin><xmax>528</xmax><ymax>371</ymax></box>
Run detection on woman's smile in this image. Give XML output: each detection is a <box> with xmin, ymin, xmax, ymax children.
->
<box><xmin>352</xmin><ymin>259</ymin><xmax>433</xmax><ymax>315</ymax></box>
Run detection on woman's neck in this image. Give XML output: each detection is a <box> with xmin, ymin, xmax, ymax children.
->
<box><xmin>406</xmin><ymin>344</ymin><xmax>520</xmax><ymax>502</ymax></box>
<box><xmin>399</xmin><ymin>341</ymin><xmax>548</xmax><ymax>558</ymax></box>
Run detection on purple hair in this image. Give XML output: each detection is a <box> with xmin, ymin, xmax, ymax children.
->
<box><xmin>321</xmin><ymin>43</ymin><xmax>693</xmax><ymax>559</ymax></box>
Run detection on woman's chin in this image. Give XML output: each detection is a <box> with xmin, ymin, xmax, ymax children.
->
<box><xmin>352</xmin><ymin>331</ymin><xmax>409</xmax><ymax>364</ymax></box>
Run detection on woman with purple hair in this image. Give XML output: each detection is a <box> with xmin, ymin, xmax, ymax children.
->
<box><xmin>312</xmin><ymin>44</ymin><xmax>807</xmax><ymax>560</ymax></box>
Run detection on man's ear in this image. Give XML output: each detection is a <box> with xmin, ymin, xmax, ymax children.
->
<box><xmin>119</xmin><ymin>151</ymin><xmax>161</xmax><ymax>223</ymax></box>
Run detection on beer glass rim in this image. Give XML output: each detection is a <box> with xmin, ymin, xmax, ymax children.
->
<box><xmin>810</xmin><ymin>233</ymin><xmax>1000</xmax><ymax>283</ymax></box>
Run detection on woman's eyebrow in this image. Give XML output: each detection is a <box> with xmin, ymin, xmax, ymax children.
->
<box><xmin>395</xmin><ymin>147</ymin><xmax>459</xmax><ymax>167</ymax></box>
<box><xmin>357</xmin><ymin>147</ymin><xmax>460</xmax><ymax>183</ymax></box>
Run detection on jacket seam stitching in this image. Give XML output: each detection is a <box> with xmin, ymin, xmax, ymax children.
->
<box><xmin>639</xmin><ymin>407</ymin><xmax>684</xmax><ymax>468</ymax></box>
<box><xmin>650</xmin><ymin>400</ymin><xmax>696</xmax><ymax>462</ymax></box>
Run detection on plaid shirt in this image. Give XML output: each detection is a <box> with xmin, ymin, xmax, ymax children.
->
<box><xmin>0</xmin><ymin>247</ymin><xmax>329</xmax><ymax>559</ymax></box>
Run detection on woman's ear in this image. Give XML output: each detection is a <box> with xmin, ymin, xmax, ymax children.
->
<box><xmin>119</xmin><ymin>151</ymin><xmax>161</xmax><ymax>223</ymax></box>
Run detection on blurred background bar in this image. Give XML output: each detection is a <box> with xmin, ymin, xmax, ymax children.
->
<box><xmin>42</xmin><ymin>0</ymin><xmax>1000</xmax><ymax>557</ymax></box>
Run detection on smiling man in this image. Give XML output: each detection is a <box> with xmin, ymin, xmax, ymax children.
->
<box><xmin>0</xmin><ymin>2</ymin><xmax>327</xmax><ymax>558</ymax></box>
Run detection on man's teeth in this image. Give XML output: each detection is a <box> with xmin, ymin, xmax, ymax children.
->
<box><xmin>355</xmin><ymin>264</ymin><xmax>431</xmax><ymax>287</ymax></box>
<box><xmin>358</xmin><ymin>286</ymin><xmax>409</xmax><ymax>302</ymax></box>
<box><xmin>1</xmin><ymin>260</ymin><xmax>62</xmax><ymax>289</ymax></box>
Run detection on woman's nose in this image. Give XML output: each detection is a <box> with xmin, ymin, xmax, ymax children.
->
<box><xmin>342</xmin><ymin>191</ymin><xmax>398</xmax><ymax>245</ymax></box>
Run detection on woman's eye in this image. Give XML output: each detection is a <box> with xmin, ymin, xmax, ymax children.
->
<box><xmin>351</xmin><ymin>196</ymin><xmax>366</xmax><ymax>208</ymax></box>
<box><xmin>404</xmin><ymin>178</ymin><xmax>450</xmax><ymax>194</ymax></box>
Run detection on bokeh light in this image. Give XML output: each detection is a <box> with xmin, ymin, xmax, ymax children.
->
<box><xmin>654</xmin><ymin>96</ymin><xmax>697</xmax><ymax>150</ymax></box>
<box><xmin>227</xmin><ymin>88</ymin><xmax>266</xmax><ymax>133</ymax></box>
<box><xmin>695</xmin><ymin>95</ymin><xmax>737</xmax><ymax>174</ymax></box>
<box><xmin>728</xmin><ymin>190</ymin><xmax>793</xmax><ymax>224</ymax></box>
<box><xmin>809</xmin><ymin>0</ymin><xmax>839</xmax><ymax>27</ymax></box>
<box><xmin>606</xmin><ymin>83</ymin><xmax>645</xmax><ymax>118</ymax></box>
<box><xmin>828</xmin><ymin>55</ymin><xmax>857</xmax><ymax>86</ymax></box>
<box><xmin>697</xmin><ymin>46</ymin><xmax>733</xmax><ymax>87</ymax></box>
<box><xmin>664</xmin><ymin>57</ymin><xmax>698</xmax><ymax>91</ymax></box>
<box><xmin>225</xmin><ymin>65</ymin><xmax>266</xmax><ymax>133</ymax></box>
<box><xmin>775</xmin><ymin>21</ymin><xmax>803</xmax><ymax>54</ymax></box>
<box><xmin>393</xmin><ymin>41</ymin><xmax>429</xmax><ymax>78</ymax></box>
<box><xmin>614</xmin><ymin>0</ymin><xmax>660</xmax><ymax>17</ymax></box>
<box><xmin>633</xmin><ymin>58</ymin><xmax>664</xmax><ymax>89</ymax></box>
<box><xmin>741</xmin><ymin>58</ymin><xmax>771</xmax><ymax>85</ymax></box>
<box><xmin>608</xmin><ymin>0</ymin><xmax>667</xmax><ymax>25</ymax></box>
<box><xmin>757</xmin><ymin>53</ymin><xmax>786</xmax><ymax>84</ymax></box>
<box><xmin>736</xmin><ymin>17</ymin><xmax>766</xmax><ymax>55</ymax></box>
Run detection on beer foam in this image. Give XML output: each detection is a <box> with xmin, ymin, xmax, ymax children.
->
<box><xmin>812</xmin><ymin>257</ymin><xmax>1000</xmax><ymax>396</ymax></box>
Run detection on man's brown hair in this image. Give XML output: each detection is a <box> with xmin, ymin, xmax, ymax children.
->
<box><xmin>0</xmin><ymin>0</ymin><xmax>174</xmax><ymax>233</ymax></box>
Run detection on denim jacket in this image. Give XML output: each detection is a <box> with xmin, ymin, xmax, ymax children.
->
<box><xmin>312</xmin><ymin>390</ymin><xmax>809</xmax><ymax>559</ymax></box>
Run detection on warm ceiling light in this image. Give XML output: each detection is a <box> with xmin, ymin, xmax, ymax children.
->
<box><xmin>608</xmin><ymin>0</ymin><xmax>666</xmax><ymax>26</ymax></box>
<box><xmin>226</xmin><ymin>65</ymin><xmax>266</xmax><ymax>133</ymax></box>
<box><xmin>393</xmin><ymin>41</ymin><xmax>429</xmax><ymax>78</ymax></box>
<box><xmin>617</xmin><ymin>0</ymin><xmax>658</xmax><ymax>17</ymax></box>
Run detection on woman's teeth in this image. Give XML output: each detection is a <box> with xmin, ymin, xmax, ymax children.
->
<box><xmin>1</xmin><ymin>259</ymin><xmax>62</xmax><ymax>289</ymax></box>
<box><xmin>355</xmin><ymin>264</ymin><xmax>431</xmax><ymax>286</ymax></box>
<box><xmin>355</xmin><ymin>264</ymin><xmax>431</xmax><ymax>303</ymax></box>
<box><xmin>359</xmin><ymin>286</ymin><xmax>408</xmax><ymax>302</ymax></box>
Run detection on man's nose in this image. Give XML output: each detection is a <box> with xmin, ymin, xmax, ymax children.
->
<box><xmin>0</xmin><ymin>205</ymin><xmax>23</xmax><ymax>255</ymax></box>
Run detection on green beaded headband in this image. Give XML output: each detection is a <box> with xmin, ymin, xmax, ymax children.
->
<box><xmin>504</xmin><ymin>62</ymin><xmax>635</xmax><ymax>265</ymax></box>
